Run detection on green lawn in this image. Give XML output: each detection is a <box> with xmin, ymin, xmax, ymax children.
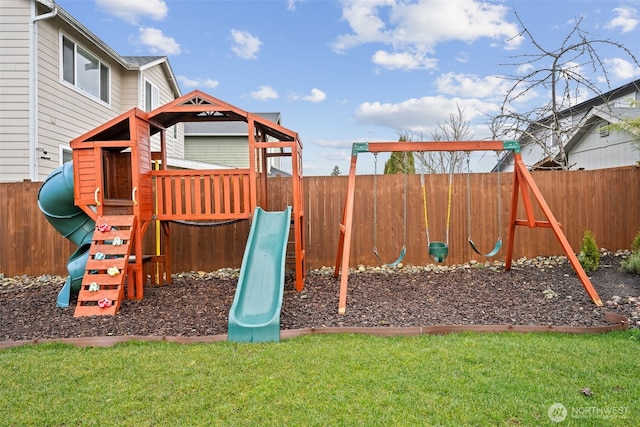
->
<box><xmin>1</xmin><ymin>331</ymin><xmax>638</xmax><ymax>426</ymax></box>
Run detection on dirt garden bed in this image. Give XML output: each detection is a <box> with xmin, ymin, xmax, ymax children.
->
<box><xmin>0</xmin><ymin>252</ymin><xmax>638</xmax><ymax>342</ymax></box>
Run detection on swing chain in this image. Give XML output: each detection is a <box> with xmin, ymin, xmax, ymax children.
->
<box><xmin>402</xmin><ymin>152</ymin><xmax>407</xmax><ymax>251</ymax></box>
<box><xmin>466</xmin><ymin>153</ymin><xmax>472</xmax><ymax>241</ymax></box>
<box><xmin>445</xmin><ymin>160</ymin><xmax>454</xmax><ymax>246</ymax></box>
<box><xmin>373</xmin><ymin>153</ymin><xmax>379</xmax><ymax>258</ymax></box>
<box><xmin>421</xmin><ymin>172</ymin><xmax>431</xmax><ymax>246</ymax></box>
<box><xmin>466</xmin><ymin>151</ymin><xmax>503</xmax><ymax>257</ymax></box>
<box><xmin>496</xmin><ymin>151</ymin><xmax>502</xmax><ymax>238</ymax></box>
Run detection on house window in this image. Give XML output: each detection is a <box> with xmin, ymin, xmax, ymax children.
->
<box><xmin>145</xmin><ymin>80</ymin><xmax>159</xmax><ymax>111</ymax></box>
<box><xmin>60</xmin><ymin>146</ymin><xmax>72</xmax><ymax>165</ymax></box>
<box><xmin>599</xmin><ymin>121</ymin><xmax>610</xmax><ymax>137</ymax></box>
<box><xmin>62</xmin><ymin>35</ymin><xmax>110</xmax><ymax>104</ymax></box>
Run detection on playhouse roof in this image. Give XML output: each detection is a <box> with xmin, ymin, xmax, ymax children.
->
<box><xmin>70</xmin><ymin>90</ymin><xmax>301</xmax><ymax>148</ymax></box>
<box><xmin>148</xmin><ymin>91</ymin><xmax>298</xmax><ymax>143</ymax></box>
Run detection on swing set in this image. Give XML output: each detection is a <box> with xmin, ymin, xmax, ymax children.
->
<box><xmin>333</xmin><ymin>140</ymin><xmax>603</xmax><ymax>314</ymax></box>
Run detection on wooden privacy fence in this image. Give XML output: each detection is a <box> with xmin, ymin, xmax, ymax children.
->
<box><xmin>1</xmin><ymin>166</ymin><xmax>638</xmax><ymax>277</ymax></box>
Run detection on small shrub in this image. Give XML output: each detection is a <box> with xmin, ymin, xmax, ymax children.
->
<box><xmin>620</xmin><ymin>229</ymin><xmax>640</xmax><ymax>275</ymax></box>
<box><xmin>620</xmin><ymin>252</ymin><xmax>640</xmax><ymax>275</ymax></box>
<box><xmin>631</xmin><ymin>229</ymin><xmax>640</xmax><ymax>251</ymax></box>
<box><xmin>577</xmin><ymin>230</ymin><xmax>600</xmax><ymax>272</ymax></box>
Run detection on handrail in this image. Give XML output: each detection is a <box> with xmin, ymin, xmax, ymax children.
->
<box><xmin>152</xmin><ymin>169</ymin><xmax>252</xmax><ymax>221</ymax></box>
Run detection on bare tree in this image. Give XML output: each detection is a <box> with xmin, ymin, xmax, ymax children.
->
<box><xmin>491</xmin><ymin>13</ymin><xmax>639</xmax><ymax>169</ymax></box>
<box><xmin>408</xmin><ymin>104</ymin><xmax>472</xmax><ymax>174</ymax></box>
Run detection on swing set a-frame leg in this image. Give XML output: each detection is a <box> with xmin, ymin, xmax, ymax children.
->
<box><xmin>334</xmin><ymin>153</ymin><xmax>358</xmax><ymax>314</ymax></box>
<box><xmin>505</xmin><ymin>153</ymin><xmax>603</xmax><ymax>306</ymax></box>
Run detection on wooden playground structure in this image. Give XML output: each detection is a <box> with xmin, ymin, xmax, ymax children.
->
<box><xmin>69</xmin><ymin>91</ymin><xmax>305</xmax><ymax>317</ymax></box>
<box><xmin>334</xmin><ymin>140</ymin><xmax>604</xmax><ymax>314</ymax></box>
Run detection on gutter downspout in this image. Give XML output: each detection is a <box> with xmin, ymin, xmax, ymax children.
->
<box><xmin>29</xmin><ymin>1</ymin><xmax>58</xmax><ymax>181</ymax></box>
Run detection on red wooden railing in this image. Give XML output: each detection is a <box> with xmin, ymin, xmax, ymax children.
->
<box><xmin>152</xmin><ymin>169</ymin><xmax>252</xmax><ymax>220</ymax></box>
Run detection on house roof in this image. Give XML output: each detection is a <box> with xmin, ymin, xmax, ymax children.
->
<box><xmin>122</xmin><ymin>56</ymin><xmax>166</xmax><ymax>67</ymax></box>
<box><xmin>492</xmin><ymin>79</ymin><xmax>640</xmax><ymax>171</ymax></box>
<box><xmin>184</xmin><ymin>113</ymin><xmax>282</xmax><ymax>135</ymax></box>
<box><xmin>537</xmin><ymin>79</ymin><xmax>640</xmax><ymax>124</ymax></box>
<box><xmin>37</xmin><ymin>1</ymin><xmax>181</xmax><ymax>97</ymax></box>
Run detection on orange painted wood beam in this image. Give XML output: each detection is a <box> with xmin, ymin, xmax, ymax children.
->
<box><xmin>353</xmin><ymin>140</ymin><xmax>509</xmax><ymax>153</ymax></box>
<box><xmin>508</xmin><ymin>154</ymin><xmax>603</xmax><ymax>306</ymax></box>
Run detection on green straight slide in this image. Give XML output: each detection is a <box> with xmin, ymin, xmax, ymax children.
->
<box><xmin>228</xmin><ymin>207</ymin><xmax>292</xmax><ymax>342</ymax></box>
<box><xmin>37</xmin><ymin>162</ymin><xmax>95</xmax><ymax>307</ymax></box>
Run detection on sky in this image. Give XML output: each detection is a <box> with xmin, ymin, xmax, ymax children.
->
<box><xmin>54</xmin><ymin>0</ymin><xmax>640</xmax><ymax>175</ymax></box>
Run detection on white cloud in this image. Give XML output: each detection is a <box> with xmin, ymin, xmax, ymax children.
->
<box><xmin>604</xmin><ymin>57</ymin><xmax>640</xmax><ymax>80</ymax></box>
<box><xmin>230</xmin><ymin>29</ymin><xmax>262</xmax><ymax>59</ymax></box>
<box><xmin>251</xmin><ymin>85</ymin><xmax>278</xmax><ymax>100</ymax></box>
<box><xmin>354</xmin><ymin>95</ymin><xmax>499</xmax><ymax>132</ymax></box>
<box><xmin>135</xmin><ymin>27</ymin><xmax>181</xmax><ymax>55</ymax></box>
<box><xmin>293</xmin><ymin>88</ymin><xmax>327</xmax><ymax>103</ymax></box>
<box><xmin>332</xmin><ymin>0</ymin><xmax>522</xmax><ymax>60</ymax></box>
<box><xmin>287</xmin><ymin>0</ymin><xmax>303</xmax><ymax>11</ymax></box>
<box><xmin>435</xmin><ymin>72</ymin><xmax>511</xmax><ymax>100</ymax></box>
<box><xmin>314</xmin><ymin>139</ymin><xmax>353</xmax><ymax>149</ymax></box>
<box><xmin>371</xmin><ymin>50</ymin><xmax>438</xmax><ymax>70</ymax></box>
<box><xmin>96</xmin><ymin>0</ymin><xmax>168</xmax><ymax>25</ymax></box>
<box><xmin>517</xmin><ymin>63</ymin><xmax>534</xmax><ymax>75</ymax></box>
<box><xmin>177</xmin><ymin>75</ymin><xmax>219</xmax><ymax>89</ymax></box>
<box><xmin>605</xmin><ymin>7</ymin><xmax>639</xmax><ymax>33</ymax></box>
<box><xmin>455</xmin><ymin>52</ymin><xmax>469</xmax><ymax>63</ymax></box>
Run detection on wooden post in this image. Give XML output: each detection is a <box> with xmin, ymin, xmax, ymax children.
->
<box><xmin>335</xmin><ymin>151</ymin><xmax>359</xmax><ymax>313</ymax></box>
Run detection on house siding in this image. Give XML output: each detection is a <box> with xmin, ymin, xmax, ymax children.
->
<box><xmin>498</xmin><ymin>85</ymin><xmax>640</xmax><ymax>172</ymax></box>
<box><xmin>35</xmin><ymin>17</ymin><xmax>122</xmax><ymax>180</ymax></box>
<box><xmin>0</xmin><ymin>0</ymin><xmax>31</xmax><ymax>182</ymax></box>
<box><xmin>184</xmin><ymin>136</ymin><xmax>250</xmax><ymax>168</ymax></box>
<box><xmin>0</xmin><ymin>0</ymin><xmax>183</xmax><ymax>182</ymax></box>
<box><xmin>569</xmin><ymin>127</ymin><xmax>639</xmax><ymax>170</ymax></box>
<box><xmin>120</xmin><ymin>72</ymin><xmax>138</xmax><ymax>111</ymax></box>
<box><xmin>141</xmin><ymin>65</ymin><xmax>183</xmax><ymax>158</ymax></box>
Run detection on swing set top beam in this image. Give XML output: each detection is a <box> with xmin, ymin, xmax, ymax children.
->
<box><xmin>351</xmin><ymin>140</ymin><xmax>520</xmax><ymax>155</ymax></box>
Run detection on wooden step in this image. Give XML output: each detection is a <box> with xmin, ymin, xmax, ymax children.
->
<box><xmin>85</xmin><ymin>258</ymin><xmax>128</xmax><ymax>271</ymax></box>
<box><xmin>81</xmin><ymin>273</ymin><xmax>126</xmax><ymax>286</ymax></box>
<box><xmin>77</xmin><ymin>288</ymin><xmax>122</xmax><ymax>302</ymax></box>
<box><xmin>74</xmin><ymin>304</ymin><xmax>119</xmax><ymax>317</ymax></box>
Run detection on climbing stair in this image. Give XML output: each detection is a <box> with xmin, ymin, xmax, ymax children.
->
<box><xmin>74</xmin><ymin>215</ymin><xmax>136</xmax><ymax>317</ymax></box>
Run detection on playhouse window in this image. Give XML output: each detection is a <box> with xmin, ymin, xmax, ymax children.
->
<box><xmin>62</xmin><ymin>35</ymin><xmax>110</xmax><ymax>104</ymax></box>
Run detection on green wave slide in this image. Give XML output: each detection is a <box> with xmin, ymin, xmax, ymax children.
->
<box><xmin>37</xmin><ymin>162</ymin><xmax>95</xmax><ymax>308</ymax></box>
<box><xmin>228</xmin><ymin>206</ymin><xmax>292</xmax><ymax>342</ymax></box>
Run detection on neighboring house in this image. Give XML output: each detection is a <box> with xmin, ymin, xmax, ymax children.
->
<box><xmin>495</xmin><ymin>79</ymin><xmax>640</xmax><ymax>172</ymax></box>
<box><xmin>0</xmin><ymin>0</ymin><xmax>182</xmax><ymax>182</ymax></box>
<box><xmin>562</xmin><ymin>105</ymin><xmax>640</xmax><ymax>170</ymax></box>
<box><xmin>184</xmin><ymin>112</ymin><xmax>288</xmax><ymax>176</ymax></box>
